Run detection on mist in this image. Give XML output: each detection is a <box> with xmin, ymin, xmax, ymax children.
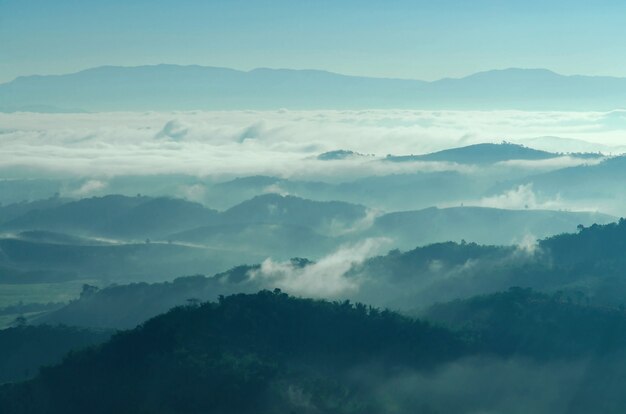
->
<box><xmin>0</xmin><ymin>109</ymin><xmax>623</xmax><ymax>180</ymax></box>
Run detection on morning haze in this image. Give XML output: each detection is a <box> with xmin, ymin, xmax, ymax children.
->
<box><xmin>1</xmin><ymin>1</ymin><xmax>626</xmax><ymax>413</ymax></box>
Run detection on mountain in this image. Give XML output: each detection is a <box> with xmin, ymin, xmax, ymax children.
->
<box><xmin>424</xmin><ymin>287</ymin><xmax>626</xmax><ymax>359</ymax></box>
<box><xmin>385</xmin><ymin>142</ymin><xmax>558</xmax><ymax>164</ymax></box>
<box><xmin>0</xmin><ymin>291</ymin><xmax>464</xmax><ymax>414</ymax></box>
<box><xmin>1</xmin><ymin>195</ymin><xmax>219</xmax><ymax>240</ymax></box>
<box><xmin>32</xmin><ymin>218</ymin><xmax>626</xmax><ymax>329</ymax></box>
<box><xmin>36</xmin><ymin>272</ymin><xmax>259</xmax><ymax>329</ymax></box>
<box><xmin>317</xmin><ymin>150</ymin><xmax>368</xmax><ymax>161</ymax></box>
<box><xmin>7</xmin><ymin>291</ymin><xmax>626</xmax><ymax>413</ymax></box>
<box><xmin>366</xmin><ymin>206</ymin><xmax>615</xmax><ymax>248</ymax></box>
<box><xmin>168</xmin><ymin>222</ymin><xmax>334</xmax><ymax>258</ymax></box>
<box><xmin>4</xmin><ymin>65</ymin><xmax>626</xmax><ymax>111</ymax></box>
<box><xmin>359</xmin><ymin>219</ymin><xmax>626</xmax><ymax>309</ymax></box>
<box><xmin>0</xmin><ymin>197</ymin><xmax>70</xmax><ymax>225</ymax></box>
<box><xmin>493</xmin><ymin>155</ymin><xmax>626</xmax><ymax>198</ymax></box>
<box><xmin>0</xmin><ymin>237</ymin><xmax>251</xmax><ymax>284</ymax></box>
<box><xmin>220</xmin><ymin>193</ymin><xmax>368</xmax><ymax>235</ymax></box>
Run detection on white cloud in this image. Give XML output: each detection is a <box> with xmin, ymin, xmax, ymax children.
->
<box><xmin>0</xmin><ymin>109</ymin><xmax>623</xmax><ymax>180</ymax></box>
<box><xmin>68</xmin><ymin>179</ymin><xmax>108</xmax><ymax>196</ymax></box>
<box><xmin>468</xmin><ymin>183</ymin><xmax>609</xmax><ymax>213</ymax></box>
<box><xmin>249</xmin><ymin>238</ymin><xmax>390</xmax><ymax>298</ymax></box>
<box><xmin>495</xmin><ymin>156</ymin><xmax>605</xmax><ymax>171</ymax></box>
<box><xmin>474</xmin><ymin>184</ymin><xmax>544</xmax><ymax>210</ymax></box>
<box><xmin>156</xmin><ymin>119</ymin><xmax>188</xmax><ymax>141</ymax></box>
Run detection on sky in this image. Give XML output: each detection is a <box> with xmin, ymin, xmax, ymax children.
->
<box><xmin>1</xmin><ymin>1</ymin><xmax>626</xmax><ymax>83</ymax></box>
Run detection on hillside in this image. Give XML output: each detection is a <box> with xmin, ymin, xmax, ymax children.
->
<box><xmin>0</xmin><ymin>237</ymin><xmax>250</xmax><ymax>284</ymax></box>
<box><xmin>1</xmin><ymin>195</ymin><xmax>219</xmax><ymax>240</ymax></box>
<box><xmin>8</xmin><ymin>291</ymin><xmax>626</xmax><ymax>413</ymax></box>
<box><xmin>489</xmin><ymin>155</ymin><xmax>626</xmax><ymax>208</ymax></box>
<box><xmin>424</xmin><ymin>287</ymin><xmax>626</xmax><ymax>358</ymax></box>
<box><xmin>220</xmin><ymin>193</ymin><xmax>368</xmax><ymax>235</ymax></box>
<box><xmin>0</xmin><ymin>325</ymin><xmax>112</xmax><ymax>384</ymax></box>
<box><xmin>367</xmin><ymin>206</ymin><xmax>614</xmax><ymax>248</ymax></box>
<box><xmin>36</xmin><ymin>219</ymin><xmax>626</xmax><ymax>329</ymax></box>
<box><xmin>0</xmin><ymin>291</ymin><xmax>464</xmax><ymax>414</ymax></box>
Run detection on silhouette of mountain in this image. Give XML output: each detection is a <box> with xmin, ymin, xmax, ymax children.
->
<box><xmin>1</xmin><ymin>195</ymin><xmax>219</xmax><ymax>240</ymax></box>
<box><xmin>4</xmin><ymin>65</ymin><xmax>626</xmax><ymax>111</ymax></box>
<box><xmin>0</xmin><ymin>237</ymin><xmax>251</xmax><ymax>284</ymax></box>
<box><xmin>386</xmin><ymin>142</ymin><xmax>557</xmax><ymax>164</ymax></box>
<box><xmin>0</xmin><ymin>291</ymin><xmax>465</xmax><ymax>413</ymax></box>
<box><xmin>424</xmin><ymin>287</ymin><xmax>626</xmax><ymax>358</ymax></box>
<box><xmin>367</xmin><ymin>206</ymin><xmax>614</xmax><ymax>248</ymax></box>
<box><xmin>7</xmin><ymin>290</ymin><xmax>626</xmax><ymax>413</ymax></box>
<box><xmin>221</xmin><ymin>193</ymin><xmax>368</xmax><ymax>235</ymax></box>
<box><xmin>492</xmin><ymin>155</ymin><xmax>626</xmax><ymax>203</ymax></box>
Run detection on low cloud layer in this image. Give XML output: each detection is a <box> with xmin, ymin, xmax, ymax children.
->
<box><xmin>0</xmin><ymin>109</ymin><xmax>624</xmax><ymax>180</ymax></box>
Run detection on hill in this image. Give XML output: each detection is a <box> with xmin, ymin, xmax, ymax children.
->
<box><xmin>37</xmin><ymin>219</ymin><xmax>626</xmax><ymax>328</ymax></box>
<box><xmin>0</xmin><ymin>291</ymin><xmax>464</xmax><ymax>413</ymax></box>
<box><xmin>359</xmin><ymin>218</ymin><xmax>626</xmax><ymax>309</ymax></box>
<box><xmin>491</xmin><ymin>155</ymin><xmax>626</xmax><ymax>204</ymax></box>
<box><xmin>385</xmin><ymin>142</ymin><xmax>558</xmax><ymax>164</ymax></box>
<box><xmin>0</xmin><ymin>237</ymin><xmax>251</xmax><ymax>284</ymax></box>
<box><xmin>169</xmin><ymin>222</ymin><xmax>334</xmax><ymax>258</ymax></box>
<box><xmin>8</xmin><ymin>291</ymin><xmax>626</xmax><ymax>413</ymax></box>
<box><xmin>424</xmin><ymin>287</ymin><xmax>626</xmax><ymax>358</ymax></box>
<box><xmin>220</xmin><ymin>193</ymin><xmax>368</xmax><ymax>235</ymax></box>
<box><xmin>0</xmin><ymin>324</ymin><xmax>112</xmax><ymax>384</ymax></box>
<box><xmin>1</xmin><ymin>195</ymin><xmax>219</xmax><ymax>240</ymax></box>
<box><xmin>366</xmin><ymin>206</ymin><xmax>614</xmax><ymax>248</ymax></box>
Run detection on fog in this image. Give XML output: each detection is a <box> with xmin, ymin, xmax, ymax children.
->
<box><xmin>250</xmin><ymin>238</ymin><xmax>390</xmax><ymax>298</ymax></box>
<box><xmin>1</xmin><ymin>109</ymin><xmax>624</xmax><ymax>180</ymax></box>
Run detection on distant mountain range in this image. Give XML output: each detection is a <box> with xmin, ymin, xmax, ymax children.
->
<box><xmin>3</xmin><ymin>65</ymin><xmax>626</xmax><ymax>111</ymax></box>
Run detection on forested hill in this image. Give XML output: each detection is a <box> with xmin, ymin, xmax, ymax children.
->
<box><xmin>0</xmin><ymin>291</ymin><xmax>464</xmax><ymax>414</ymax></box>
<box><xmin>424</xmin><ymin>287</ymin><xmax>626</xmax><ymax>359</ymax></box>
<box><xmin>8</xmin><ymin>290</ymin><xmax>626</xmax><ymax>413</ymax></box>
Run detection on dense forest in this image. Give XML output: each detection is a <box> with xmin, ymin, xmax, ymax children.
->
<box><xmin>0</xmin><ymin>324</ymin><xmax>112</xmax><ymax>384</ymax></box>
<box><xmin>0</xmin><ymin>291</ymin><xmax>463</xmax><ymax>413</ymax></box>
<box><xmin>6</xmin><ymin>290</ymin><xmax>626</xmax><ymax>413</ymax></box>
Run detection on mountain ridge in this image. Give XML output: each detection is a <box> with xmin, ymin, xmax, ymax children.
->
<box><xmin>4</xmin><ymin>65</ymin><xmax>626</xmax><ymax>111</ymax></box>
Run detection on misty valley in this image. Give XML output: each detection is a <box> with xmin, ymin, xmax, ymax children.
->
<box><xmin>1</xmin><ymin>131</ymin><xmax>626</xmax><ymax>412</ymax></box>
<box><xmin>5</xmin><ymin>2</ymin><xmax>626</xmax><ymax>407</ymax></box>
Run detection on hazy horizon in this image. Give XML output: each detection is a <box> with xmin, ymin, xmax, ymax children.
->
<box><xmin>3</xmin><ymin>3</ymin><xmax>626</xmax><ymax>413</ymax></box>
<box><xmin>3</xmin><ymin>1</ymin><xmax>626</xmax><ymax>83</ymax></box>
<box><xmin>4</xmin><ymin>63</ymin><xmax>626</xmax><ymax>85</ymax></box>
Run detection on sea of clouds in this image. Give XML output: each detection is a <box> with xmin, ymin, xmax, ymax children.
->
<box><xmin>1</xmin><ymin>109</ymin><xmax>625</xmax><ymax>180</ymax></box>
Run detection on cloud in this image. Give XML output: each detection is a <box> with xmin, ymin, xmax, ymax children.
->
<box><xmin>68</xmin><ymin>179</ymin><xmax>108</xmax><ymax>196</ymax></box>
<box><xmin>156</xmin><ymin>120</ymin><xmax>188</xmax><ymax>141</ymax></box>
<box><xmin>474</xmin><ymin>184</ymin><xmax>545</xmax><ymax>210</ymax></box>
<box><xmin>179</xmin><ymin>183</ymin><xmax>207</xmax><ymax>202</ymax></box>
<box><xmin>0</xmin><ymin>109</ymin><xmax>623</xmax><ymax>180</ymax></box>
<box><xmin>495</xmin><ymin>155</ymin><xmax>605</xmax><ymax>171</ymax></box>
<box><xmin>249</xmin><ymin>238</ymin><xmax>390</xmax><ymax>298</ymax></box>
<box><xmin>468</xmin><ymin>183</ymin><xmax>609</xmax><ymax>213</ymax></box>
<box><xmin>369</xmin><ymin>357</ymin><xmax>591</xmax><ymax>414</ymax></box>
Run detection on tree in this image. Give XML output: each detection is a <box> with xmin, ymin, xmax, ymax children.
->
<box><xmin>80</xmin><ymin>284</ymin><xmax>99</xmax><ymax>298</ymax></box>
<box><xmin>12</xmin><ymin>315</ymin><xmax>27</xmax><ymax>327</ymax></box>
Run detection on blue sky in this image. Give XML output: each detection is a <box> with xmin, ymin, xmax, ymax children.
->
<box><xmin>1</xmin><ymin>0</ymin><xmax>626</xmax><ymax>83</ymax></box>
